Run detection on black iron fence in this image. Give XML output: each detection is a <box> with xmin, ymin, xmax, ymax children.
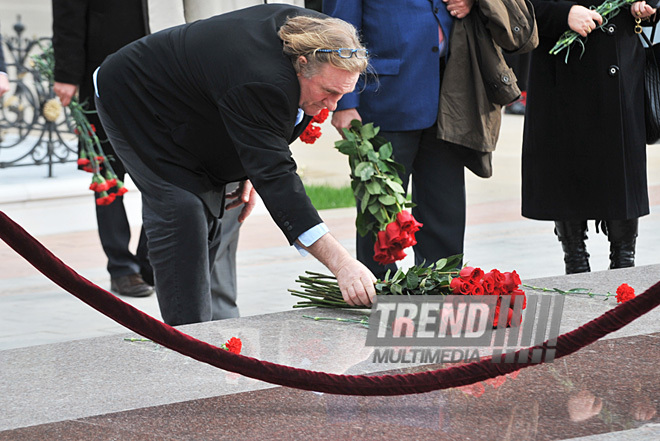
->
<box><xmin>0</xmin><ymin>16</ymin><xmax>77</xmax><ymax>177</ymax></box>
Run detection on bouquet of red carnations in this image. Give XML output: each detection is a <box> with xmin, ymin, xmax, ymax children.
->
<box><xmin>33</xmin><ymin>45</ymin><xmax>127</xmax><ymax>206</ymax></box>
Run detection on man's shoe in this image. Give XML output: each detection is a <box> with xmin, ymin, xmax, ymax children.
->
<box><xmin>111</xmin><ymin>273</ymin><xmax>154</xmax><ymax>297</ymax></box>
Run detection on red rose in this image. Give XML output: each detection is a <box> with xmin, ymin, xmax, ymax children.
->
<box><xmin>388</xmin><ymin>243</ymin><xmax>407</xmax><ymax>261</ymax></box>
<box><xmin>450</xmin><ymin>277</ymin><xmax>464</xmax><ymax>293</ymax></box>
<box><xmin>492</xmin><ymin>305</ymin><xmax>514</xmax><ymax>327</ymax></box>
<box><xmin>470</xmin><ymin>283</ymin><xmax>484</xmax><ymax>296</ymax></box>
<box><xmin>615</xmin><ymin>283</ymin><xmax>635</xmax><ymax>303</ymax></box>
<box><xmin>224</xmin><ymin>337</ymin><xmax>242</xmax><ymax>354</ymax></box>
<box><xmin>511</xmin><ymin>288</ymin><xmax>527</xmax><ymax>309</ymax></box>
<box><xmin>481</xmin><ymin>273</ymin><xmax>496</xmax><ymax>294</ymax></box>
<box><xmin>459</xmin><ymin>266</ymin><xmax>484</xmax><ymax>282</ymax></box>
<box><xmin>312</xmin><ymin>108</ymin><xmax>329</xmax><ymax>124</ymax></box>
<box><xmin>396</xmin><ymin>211</ymin><xmax>422</xmax><ymax>233</ymax></box>
<box><xmin>502</xmin><ymin>270</ymin><xmax>522</xmax><ymax>292</ymax></box>
<box><xmin>374</xmin><ymin>231</ymin><xmax>393</xmax><ymax>264</ymax></box>
<box><xmin>385</xmin><ymin>220</ymin><xmax>406</xmax><ymax>245</ymax></box>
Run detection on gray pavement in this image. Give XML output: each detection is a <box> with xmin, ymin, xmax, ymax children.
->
<box><xmin>1</xmin><ymin>114</ymin><xmax>660</xmax><ymax>351</ymax></box>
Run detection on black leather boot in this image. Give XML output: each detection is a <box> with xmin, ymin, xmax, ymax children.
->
<box><xmin>606</xmin><ymin>219</ymin><xmax>638</xmax><ymax>269</ymax></box>
<box><xmin>554</xmin><ymin>221</ymin><xmax>591</xmax><ymax>274</ymax></box>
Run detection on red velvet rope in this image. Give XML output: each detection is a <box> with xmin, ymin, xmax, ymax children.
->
<box><xmin>2</xmin><ymin>210</ymin><xmax>659</xmax><ymax>396</ymax></box>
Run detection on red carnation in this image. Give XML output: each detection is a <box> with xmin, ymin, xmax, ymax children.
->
<box><xmin>116</xmin><ymin>186</ymin><xmax>129</xmax><ymax>196</ymax></box>
<box><xmin>312</xmin><ymin>108</ymin><xmax>329</xmax><ymax>124</ymax></box>
<box><xmin>224</xmin><ymin>337</ymin><xmax>242</xmax><ymax>354</ymax></box>
<box><xmin>300</xmin><ymin>124</ymin><xmax>322</xmax><ymax>144</ymax></box>
<box><xmin>615</xmin><ymin>283</ymin><xmax>635</xmax><ymax>303</ymax></box>
<box><xmin>77</xmin><ymin>158</ymin><xmax>90</xmax><ymax>166</ymax></box>
<box><xmin>106</xmin><ymin>178</ymin><xmax>117</xmax><ymax>188</ymax></box>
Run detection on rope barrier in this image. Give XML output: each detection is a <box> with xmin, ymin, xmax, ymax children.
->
<box><xmin>1</xmin><ymin>210</ymin><xmax>659</xmax><ymax>395</ymax></box>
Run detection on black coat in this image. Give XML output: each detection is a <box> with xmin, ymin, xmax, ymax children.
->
<box><xmin>52</xmin><ymin>0</ymin><xmax>149</xmax><ymax>174</ymax></box>
<box><xmin>96</xmin><ymin>5</ymin><xmax>320</xmax><ymax>244</ymax></box>
<box><xmin>521</xmin><ymin>0</ymin><xmax>649</xmax><ymax>221</ymax></box>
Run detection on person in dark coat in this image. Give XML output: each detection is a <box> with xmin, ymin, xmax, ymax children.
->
<box><xmin>52</xmin><ymin>0</ymin><xmax>154</xmax><ymax>297</ymax></box>
<box><xmin>522</xmin><ymin>0</ymin><xmax>655</xmax><ymax>274</ymax></box>
<box><xmin>94</xmin><ymin>5</ymin><xmax>376</xmax><ymax>326</ymax></box>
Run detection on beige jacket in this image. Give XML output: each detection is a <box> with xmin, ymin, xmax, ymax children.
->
<box><xmin>437</xmin><ymin>0</ymin><xmax>538</xmax><ymax>177</ymax></box>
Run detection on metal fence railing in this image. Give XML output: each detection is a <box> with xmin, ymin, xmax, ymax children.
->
<box><xmin>1</xmin><ymin>15</ymin><xmax>77</xmax><ymax>178</ymax></box>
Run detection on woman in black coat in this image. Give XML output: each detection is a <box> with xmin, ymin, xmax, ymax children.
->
<box><xmin>522</xmin><ymin>0</ymin><xmax>655</xmax><ymax>273</ymax></box>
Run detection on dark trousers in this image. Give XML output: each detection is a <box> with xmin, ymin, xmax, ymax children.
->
<box><xmin>96</xmin><ymin>98</ymin><xmax>238</xmax><ymax>325</ymax></box>
<box><xmin>96</xmin><ymin>191</ymin><xmax>148</xmax><ymax>279</ymax></box>
<box><xmin>357</xmin><ymin>127</ymin><xmax>466</xmax><ymax>279</ymax></box>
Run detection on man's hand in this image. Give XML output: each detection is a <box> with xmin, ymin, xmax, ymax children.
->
<box><xmin>0</xmin><ymin>74</ymin><xmax>10</xmax><ymax>97</ymax></box>
<box><xmin>300</xmin><ymin>233</ymin><xmax>376</xmax><ymax>306</ymax></box>
<box><xmin>444</xmin><ymin>0</ymin><xmax>475</xmax><ymax>19</ymax></box>
<box><xmin>225</xmin><ymin>180</ymin><xmax>257</xmax><ymax>223</ymax></box>
<box><xmin>53</xmin><ymin>82</ymin><xmax>78</xmax><ymax>107</ymax></box>
<box><xmin>331</xmin><ymin>108</ymin><xmax>361</xmax><ymax>136</ymax></box>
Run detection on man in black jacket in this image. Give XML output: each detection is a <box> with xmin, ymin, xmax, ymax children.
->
<box><xmin>94</xmin><ymin>5</ymin><xmax>376</xmax><ymax>326</ymax></box>
<box><xmin>52</xmin><ymin>0</ymin><xmax>153</xmax><ymax>297</ymax></box>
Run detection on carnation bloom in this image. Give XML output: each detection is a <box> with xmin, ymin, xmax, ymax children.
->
<box><xmin>615</xmin><ymin>283</ymin><xmax>635</xmax><ymax>303</ymax></box>
<box><xmin>300</xmin><ymin>124</ymin><xmax>322</xmax><ymax>144</ymax></box>
<box><xmin>223</xmin><ymin>337</ymin><xmax>242</xmax><ymax>354</ymax></box>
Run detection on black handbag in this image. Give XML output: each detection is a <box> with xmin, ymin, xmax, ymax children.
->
<box><xmin>639</xmin><ymin>19</ymin><xmax>660</xmax><ymax>144</ymax></box>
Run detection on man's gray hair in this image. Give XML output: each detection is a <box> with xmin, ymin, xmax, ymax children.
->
<box><xmin>279</xmin><ymin>15</ymin><xmax>368</xmax><ymax>78</ymax></box>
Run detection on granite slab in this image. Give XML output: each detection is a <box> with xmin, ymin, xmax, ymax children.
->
<box><xmin>1</xmin><ymin>265</ymin><xmax>659</xmax><ymax>439</ymax></box>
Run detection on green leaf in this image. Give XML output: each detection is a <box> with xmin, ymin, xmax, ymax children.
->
<box><xmin>357</xmin><ymin>139</ymin><xmax>373</xmax><ymax>157</ymax></box>
<box><xmin>365</xmin><ymin>180</ymin><xmax>382</xmax><ymax>195</ymax></box>
<box><xmin>360</xmin><ymin>193</ymin><xmax>371</xmax><ymax>213</ymax></box>
<box><xmin>385</xmin><ymin>179</ymin><xmax>405</xmax><ymax>194</ymax></box>
<box><xmin>378</xmin><ymin>142</ymin><xmax>393</xmax><ymax>160</ymax></box>
<box><xmin>343</xmin><ymin>128</ymin><xmax>357</xmax><ymax>142</ymax></box>
<box><xmin>390</xmin><ymin>283</ymin><xmax>403</xmax><ymax>295</ymax></box>
<box><xmin>360</xmin><ymin>122</ymin><xmax>377</xmax><ymax>140</ymax></box>
<box><xmin>406</xmin><ymin>271</ymin><xmax>419</xmax><ymax>289</ymax></box>
<box><xmin>367</xmin><ymin>149</ymin><xmax>379</xmax><ymax>162</ymax></box>
<box><xmin>378</xmin><ymin>194</ymin><xmax>396</xmax><ymax>206</ymax></box>
<box><xmin>354</xmin><ymin>162</ymin><xmax>376</xmax><ymax>181</ymax></box>
<box><xmin>335</xmin><ymin>140</ymin><xmax>358</xmax><ymax>156</ymax></box>
<box><xmin>372</xmin><ymin>209</ymin><xmax>386</xmax><ymax>224</ymax></box>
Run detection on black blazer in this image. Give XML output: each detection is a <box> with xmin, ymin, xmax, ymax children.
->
<box><xmin>96</xmin><ymin>4</ymin><xmax>321</xmax><ymax>244</ymax></box>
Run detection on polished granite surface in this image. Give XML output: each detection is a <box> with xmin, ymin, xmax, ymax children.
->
<box><xmin>2</xmin><ymin>332</ymin><xmax>658</xmax><ymax>440</ymax></box>
<box><xmin>1</xmin><ymin>266</ymin><xmax>660</xmax><ymax>440</ymax></box>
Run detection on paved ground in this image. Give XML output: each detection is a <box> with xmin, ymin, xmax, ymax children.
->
<box><xmin>1</xmin><ymin>114</ymin><xmax>660</xmax><ymax>350</ymax></box>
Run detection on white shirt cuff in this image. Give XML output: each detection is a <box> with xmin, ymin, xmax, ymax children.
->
<box><xmin>294</xmin><ymin>223</ymin><xmax>329</xmax><ymax>256</ymax></box>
